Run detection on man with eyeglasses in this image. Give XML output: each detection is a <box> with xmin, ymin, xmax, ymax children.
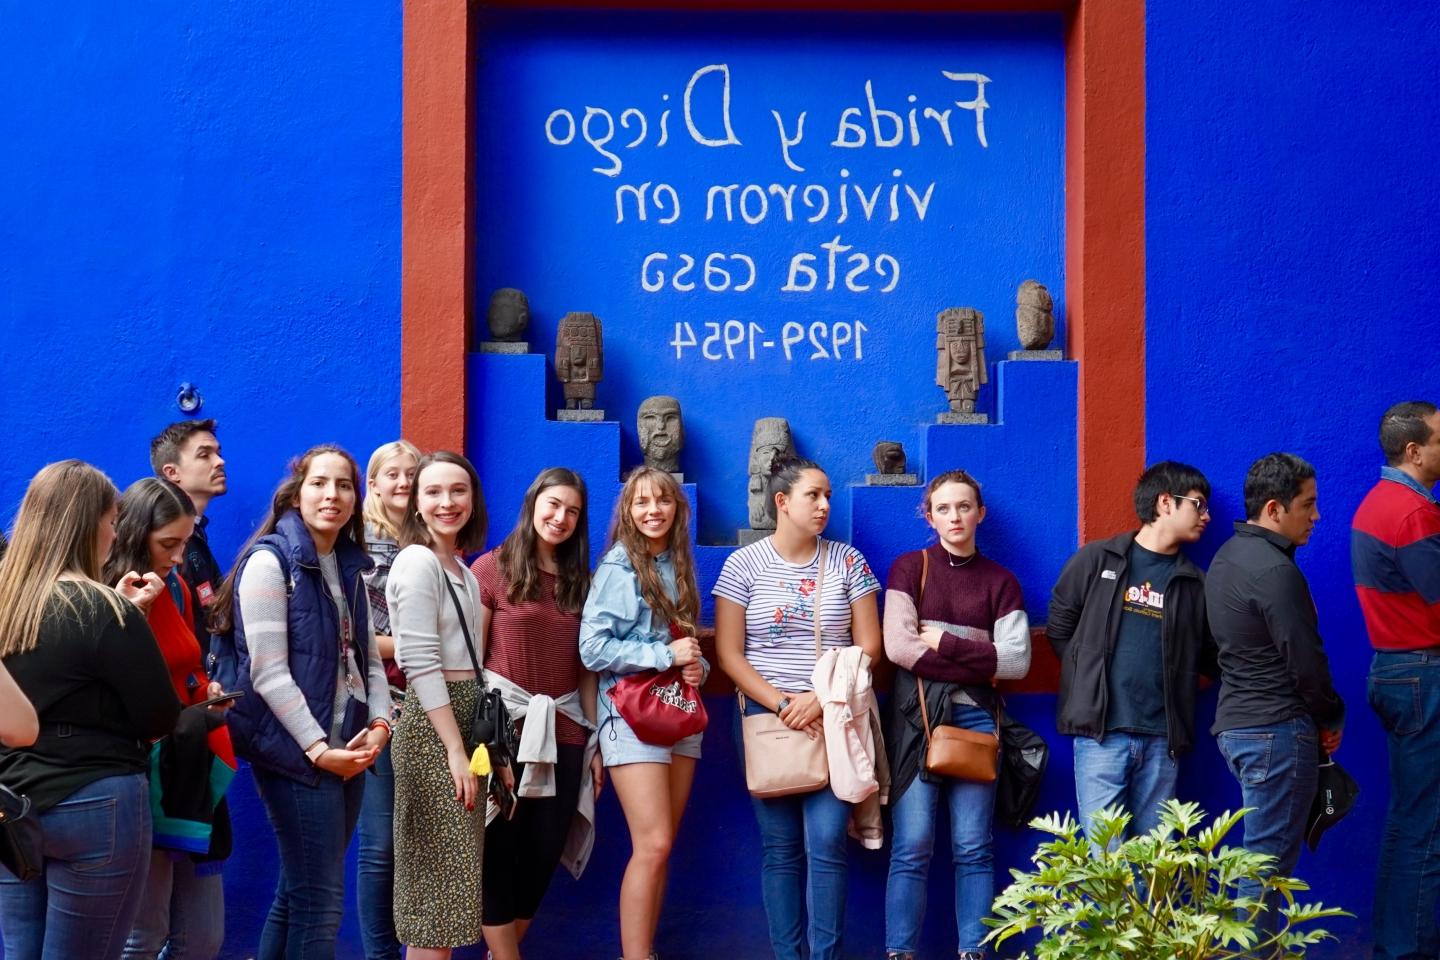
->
<box><xmin>1352</xmin><ymin>401</ymin><xmax>1440</xmax><ymax>960</ymax></box>
<box><xmin>1048</xmin><ymin>461</ymin><xmax>1216</xmax><ymax>842</ymax></box>
<box><xmin>1208</xmin><ymin>452</ymin><xmax>1344</xmax><ymax>937</ymax></box>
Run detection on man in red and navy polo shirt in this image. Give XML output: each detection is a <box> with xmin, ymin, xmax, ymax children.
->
<box><xmin>1352</xmin><ymin>400</ymin><xmax>1440</xmax><ymax>960</ymax></box>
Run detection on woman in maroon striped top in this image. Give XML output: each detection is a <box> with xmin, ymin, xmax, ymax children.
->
<box><xmin>470</xmin><ymin>467</ymin><xmax>599</xmax><ymax>960</ymax></box>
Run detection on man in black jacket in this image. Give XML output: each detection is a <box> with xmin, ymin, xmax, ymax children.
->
<box><xmin>1048</xmin><ymin>461</ymin><xmax>1215</xmax><ymax>841</ymax></box>
<box><xmin>1208</xmin><ymin>452</ymin><xmax>1343</xmax><ymax>931</ymax></box>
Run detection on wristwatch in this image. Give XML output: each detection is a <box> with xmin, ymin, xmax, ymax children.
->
<box><xmin>775</xmin><ymin>697</ymin><xmax>792</xmax><ymax>716</ymax></box>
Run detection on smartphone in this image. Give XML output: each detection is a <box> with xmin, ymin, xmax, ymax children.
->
<box><xmin>195</xmin><ymin>690</ymin><xmax>245</xmax><ymax>710</ymax></box>
<box><xmin>491</xmin><ymin>770</ymin><xmax>517</xmax><ymax>820</ymax></box>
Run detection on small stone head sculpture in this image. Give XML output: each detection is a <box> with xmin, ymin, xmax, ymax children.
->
<box><xmin>872</xmin><ymin>441</ymin><xmax>907</xmax><ymax>475</ymax></box>
<box><xmin>638</xmin><ymin>395</ymin><xmax>684</xmax><ymax>473</ymax></box>
<box><xmin>747</xmin><ymin>417</ymin><xmax>795</xmax><ymax>529</ymax></box>
<box><xmin>487</xmin><ymin>288</ymin><xmax>530</xmax><ymax>342</ymax></box>
<box><xmin>1015</xmin><ymin>279</ymin><xmax>1054</xmax><ymax>351</ymax></box>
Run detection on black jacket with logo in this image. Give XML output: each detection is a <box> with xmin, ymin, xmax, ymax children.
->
<box><xmin>1205</xmin><ymin>522</ymin><xmax>1344</xmax><ymax>734</ymax></box>
<box><xmin>1047</xmin><ymin>531</ymin><xmax>1215</xmax><ymax>755</ymax></box>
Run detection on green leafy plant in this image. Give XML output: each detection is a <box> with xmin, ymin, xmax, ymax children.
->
<box><xmin>984</xmin><ymin>799</ymin><xmax>1349</xmax><ymax>959</ymax></box>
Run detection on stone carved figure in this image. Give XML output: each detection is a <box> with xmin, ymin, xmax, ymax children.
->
<box><xmin>638</xmin><ymin>395</ymin><xmax>684</xmax><ymax>474</ymax></box>
<box><xmin>487</xmin><ymin>288</ymin><xmax>530</xmax><ymax>342</ymax></box>
<box><xmin>554</xmin><ymin>312</ymin><xmax>603</xmax><ymax>409</ymax></box>
<box><xmin>1015</xmin><ymin>280</ymin><xmax>1054</xmax><ymax>350</ymax></box>
<box><xmin>872</xmin><ymin>441</ymin><xmax>907</xmax><ymax>475</ymax></box>
<box><xmin>936</xmin><ymin>307</ymin><xmax>988</xmax><ymax>415</ymax></box>
<box><xmin>747</xmin><ymin>418</ymin><xmax>795</xmax><ymax>530</ymax></box>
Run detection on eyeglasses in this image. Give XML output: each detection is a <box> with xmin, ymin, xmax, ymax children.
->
<box><xmin>1172</xmin><ymin>494</ymin><xmax>1210</xmax><ymax>516</ymax></box>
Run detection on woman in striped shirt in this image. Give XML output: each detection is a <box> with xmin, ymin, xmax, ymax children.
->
<box><xmin>714</xmin><ymin>456</ymin><xmax>881</xmax><ymax>960</ymax></box>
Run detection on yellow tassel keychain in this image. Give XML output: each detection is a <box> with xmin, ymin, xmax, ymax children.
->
<box><xmin>470</xmin><ymin>743</ymin><xmax>491</xmax><ymax>777</ymax></box>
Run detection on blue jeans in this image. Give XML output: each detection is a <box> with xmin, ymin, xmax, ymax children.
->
<box><xmin>0</xmin><ymin>773</ymin><xmax>153</xmax><ymax>960</ymax></box>
<box><xmin>1369</xmin><ymin>650</ymin><xmax>1440</xmax><ymax>960</ymax></box>
<box><xmin>885</xmin><ymin>703</ymin><xmax>997</xmax><ymax>956</ymax></box>
<box><xmin>737</xmin><ymin>702</ymin><xmax>851</xmax><ymax>960</ymax></box>
<box><xmin>1073</xmin><ymin>732</ymin><xmax>1177</xmax><ymax>842</ymax></box>
<box><xmin>356</xmin><ymin>743</ymin><xmax>400</xmax><ymax>960</ymax></box>
<box><xmin>121</xmin><ymin>850</ymin><xmax>225</xmax><ymax>959</ymax></box>
<box><xmin>1217</xmin><ymin>716</ymin><xmax>1320</xmax><ymax>937</ymax></box>
<box><xmin>252</xmin><ymin>766</ymin><xmax>365</xmax><ymax>960</ymax></box>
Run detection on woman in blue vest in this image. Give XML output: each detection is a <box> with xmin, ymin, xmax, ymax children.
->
<box><xmin>209</xmin><ymin>445</ymin><xmax>393</xmax><ymax>960</ymax></box>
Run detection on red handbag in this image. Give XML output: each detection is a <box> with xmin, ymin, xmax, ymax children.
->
<box><xmin>606</xmin><ymin>623</ymin><xmax>709</xmax><ymax>746</ymax></box>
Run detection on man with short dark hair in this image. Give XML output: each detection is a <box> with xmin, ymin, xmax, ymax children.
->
<box><xmin>1352</xmin><ymin>401</ymin><xmax>1440</xmax><ymax>960</ymax></box>
<box><xmin>1048</xmin><ymin>461</ymin><xmax>1215</xmax><ymax>839</ymax></box>
<box><xmin>1208</xmin><ymin>452</ymin><xmax>1344</xmax><ymax>928</ymax></box>
<box><xmin>149</xmin><ymin>419</ymin><xmax>227</xmax><ymax>636</ymax></box>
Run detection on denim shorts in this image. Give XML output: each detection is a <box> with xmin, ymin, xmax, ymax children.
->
<box><xmin>597</xmin><ymin>685</ymin><xmax>703</xmax><ymax>766</ymax></box>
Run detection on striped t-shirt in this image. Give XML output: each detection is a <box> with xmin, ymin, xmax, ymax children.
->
<box><xmin>712</xmin><ymin>537</ymin><xmax>881</xmax><ymax>692</ymax></box>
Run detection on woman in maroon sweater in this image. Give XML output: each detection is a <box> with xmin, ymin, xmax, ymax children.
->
<box><xmin>881</xmin><ymin>470</ymin><xmax>1032</xmax><ymax>960</ymax></box>
<box><xmin>470</xmin><ymin>467</ymin><xmax>599</xmax><ymax>960</ymax></box>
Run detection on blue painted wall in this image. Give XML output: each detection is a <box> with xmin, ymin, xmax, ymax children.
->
<box><xmin>4</xmin><ymin>1</ymin><xmax>1440</xmax><ymax>958</ymax></box>
<box><xmin>473</xmin><ymin>9</ymin><xmax>1065</xmax><ymax>544</ymax></box>
<box><xmin>0</xmin><ymin>3</ymin><xmax>402</xmax><ymax>567</ymax></box>
<box><xmin>1147</xmin><ymin>2</ymin><xmax>1440</xmax><ymax>951</ymax></box>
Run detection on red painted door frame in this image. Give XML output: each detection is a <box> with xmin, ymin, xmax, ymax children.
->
<box><xmin>401</xmin><ymin>0</ymin><xmax>1144</xmax><ymax>541</ymax></box>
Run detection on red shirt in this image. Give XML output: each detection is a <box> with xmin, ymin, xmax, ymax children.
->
<box><xmin>471</xmin><ymin>549</ymin><xmax>587</xmax><ymax>746</ymax></box>
<box><xmin>147</xmin><ymin>578</ymin><xmax>210</xmax><ymax>705</ymax></box>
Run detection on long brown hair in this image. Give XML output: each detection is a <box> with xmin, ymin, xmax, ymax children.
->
<box><xmin>210</xmin><ymin>445</ymin><xmax>366</xmax><ymax>634</ymax></box>
<box><xmin>606</xmin><ymin>467</ymin><xmax>699</xmax><ymax>632</ymax></box>
<box><xmin>0</xmin><ymin>460</ymin><xmax>127</xmax><ymax>657</ymax></box>
<box><xmin>103</xmin><ymin>478</ymin><xmax>196</xmax><ymax>585</ymax></box>
<box><xmin>398</xmin><ymin>451</ymin><xmax>487</xmax><ymax>553</ymax></box>
<box><xmin>497</xmin><ymin>467</ymin><xmax>590</xmax><ymax>614</ymax></box>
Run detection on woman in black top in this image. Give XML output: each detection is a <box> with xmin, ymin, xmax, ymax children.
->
<box><xmin>0</xmin><ymin>460</ymin><xmax>183</xmax><ymax>960</ymax></box>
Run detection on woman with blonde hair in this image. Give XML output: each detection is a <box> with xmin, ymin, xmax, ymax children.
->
<box><xmin>357</xmin><ymin>438</ymin><xmax>419</xmax><ymax>960</ymax></box>
<box><xmin>0</xmin><ymin>460</ymin><xmax>183</xmax><ymax>959</ymax></box>
<box><xmin>579</xmin><ymin>466</ymin><xmax>707</xmax><ymax>960</ymax></box>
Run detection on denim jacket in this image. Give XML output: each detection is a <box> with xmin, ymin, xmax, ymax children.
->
<box><xmin>578</xmin><ymin>543</ymin><xmax>709</xmax><ymax>693</ymax></box>
<box><xmin>1382</xmin><ymin>464</ymin><xmax>1438</xmax><ymax>504</ymax></box>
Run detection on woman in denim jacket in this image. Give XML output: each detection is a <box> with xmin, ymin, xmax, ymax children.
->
<box><xmin>579</xmin><ymin>467</ymin><xmax>707</xmax><ymax>960</ymax></box>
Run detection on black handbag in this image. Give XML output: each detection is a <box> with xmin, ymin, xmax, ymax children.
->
<box><xmin>0</xmin><ymin>782</ymin><xmax>42</xmax><ymax>882</ymax></box>
<box><xmin>995</xmin><ymin>710</ymin><xmax>1049</xmax><ymax>828</ymax></box>
<box><xmin>441</xmin><ymin>575</ymin><xmax>517</xmax><ymax>761</ymax></box>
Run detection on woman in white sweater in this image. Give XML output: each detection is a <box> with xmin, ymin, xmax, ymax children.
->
<box><xmin>386</xmin><ymin>451</ymin><xmax>495</xmax><ymax>959</ymax></box>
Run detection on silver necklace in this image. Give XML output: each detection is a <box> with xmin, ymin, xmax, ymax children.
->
<box><xmin>945</xmin><ymin>549</ymin><xmax>977</xmax><ymax>568</ymax></box>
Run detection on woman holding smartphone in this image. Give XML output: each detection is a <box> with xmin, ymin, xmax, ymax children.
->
<box><xmin>579</xmin><ymin>466</ymin><xmax>706</xmax><ymax>960</ymax></box>
<box><xmin>106</xmin><ymin>477</ymin><xmax>236</xmax><ymax>960</ymax></box>
<box><xmin>472</xmin><ymin>467</ymin><xmax>600</xmax><ymax>960</ymax></box>
<box><xmin>714</xmin><ymin>456</ymin><xmax>882</xmax><ymax>960</ymax></box>
<box><xmin>387</xmin><ymin>451</ymin><xmax>490</xmax><ymax>960</ymax></box>
<box><xmin>210</xmin><ymin>445</ymin><xmax>392</xmax><ymax>960</ymax></box>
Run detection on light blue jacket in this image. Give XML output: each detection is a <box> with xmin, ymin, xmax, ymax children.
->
<box><xmin>579</xmin><ymin>544</ymin><xmax>710</xmax><ymax>691</ymax></box>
